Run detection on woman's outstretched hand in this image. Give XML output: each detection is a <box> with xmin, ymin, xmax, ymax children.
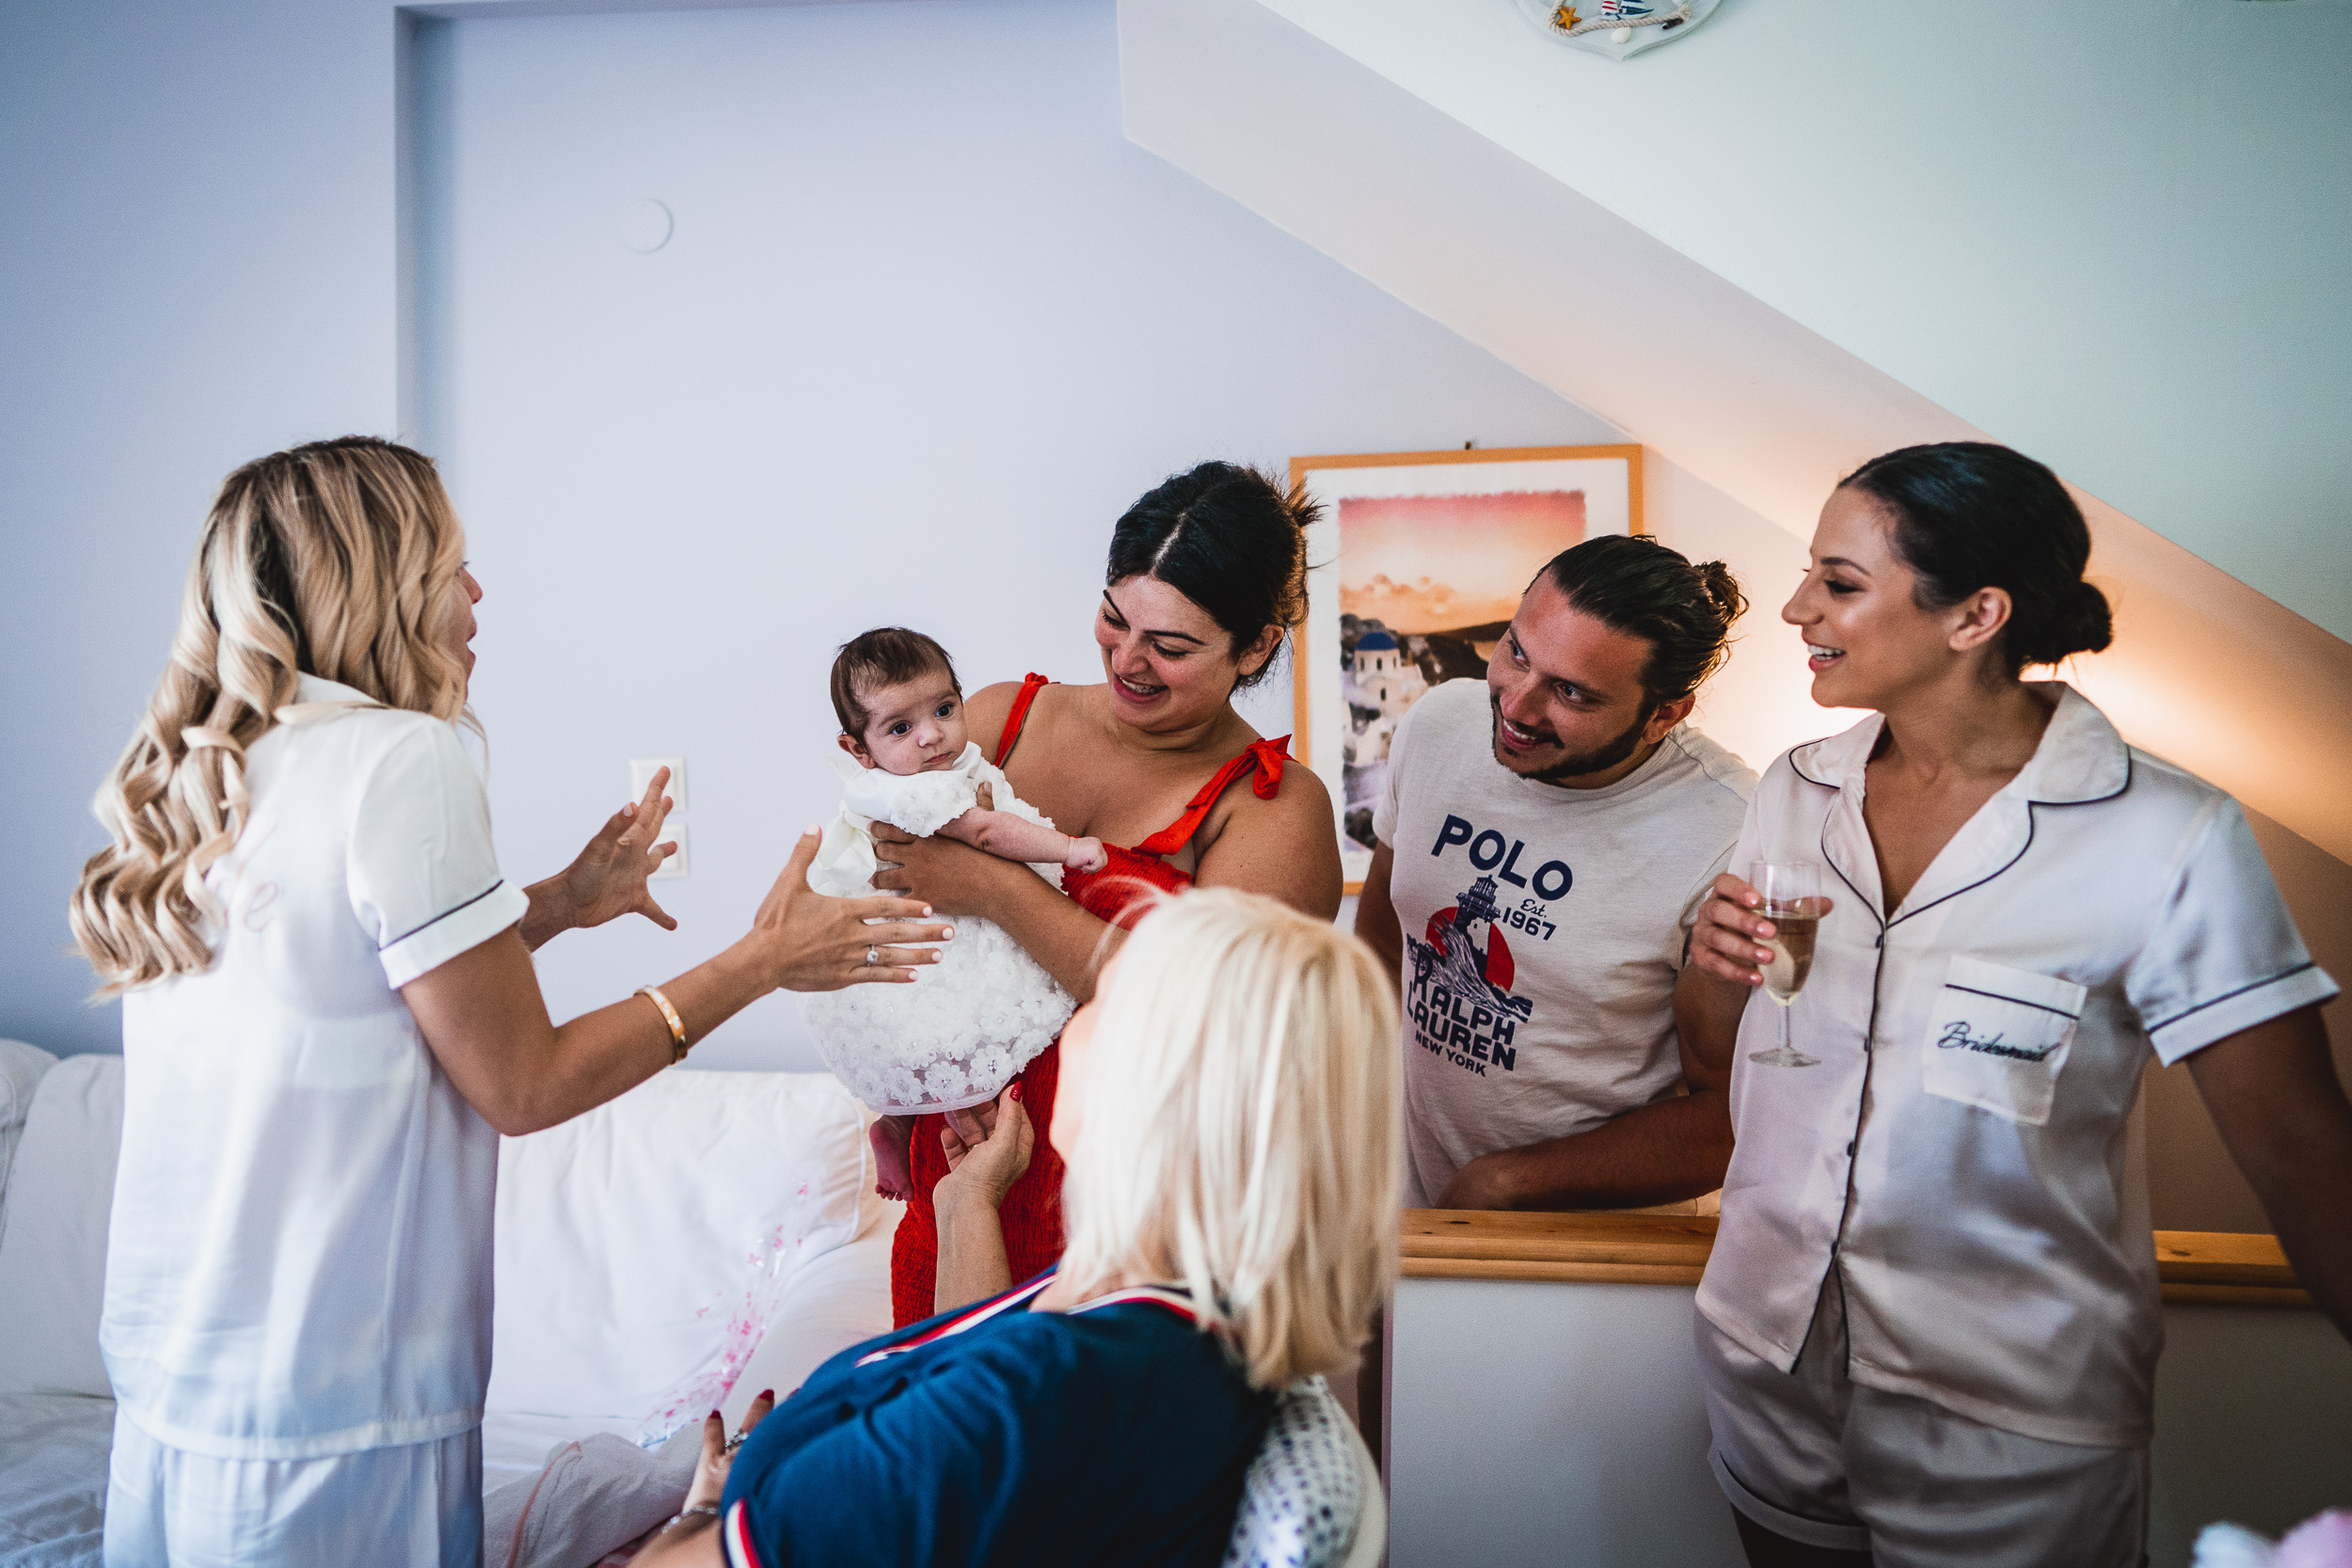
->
<box><xmin>936</xmin><ymin>1089</ymin><xmax>1035</xmax><ymax>1216</ymax></box>
<box><xmin>519</xmin><ymin>767</ymin><xmax>681</xmax><ymax>949</ymax></box>
<box><xmin>746</xmin><ymin>827</ymin><xmax>953</xmax><ymax>991</ymax></box>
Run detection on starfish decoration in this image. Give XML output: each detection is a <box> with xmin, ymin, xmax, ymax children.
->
<box><xmin>1552</xmin><ymin>4</ymin><xmax>1581</xmax><ymax>28</ymax></box>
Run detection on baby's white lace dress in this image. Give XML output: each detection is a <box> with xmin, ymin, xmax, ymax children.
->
<box><xmin>800</xmin><ymin>743</ymin><xmax>1074</xmax><ymax>1115</ymax></box>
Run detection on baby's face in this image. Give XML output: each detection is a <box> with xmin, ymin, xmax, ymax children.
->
<box><xmin>847</xmin><ymin>672</ymin><xmax>970</xmax><ymax>775</ymax></box>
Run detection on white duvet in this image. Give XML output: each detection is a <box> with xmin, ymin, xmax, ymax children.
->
<box><xmin>0</xmin><ymin>1393</ymin><xmax>111</xmax><ymax>1567</ymax></box>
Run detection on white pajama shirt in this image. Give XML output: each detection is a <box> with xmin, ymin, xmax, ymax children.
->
<box><xmin>103</xmin><ymin>676</ymin><xmax>527</xmax><ymax>1567</ymax></box>
<box><xmin>1696</xmin><ymin>686</ymin><xmax>2333</xmax><ymax>1536</ymax></box>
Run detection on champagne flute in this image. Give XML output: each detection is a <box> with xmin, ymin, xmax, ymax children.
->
<box><xmin>1747</xmin><ymin>862</ymin><xmax>1823</xmax><ymax>1069</ymax></box>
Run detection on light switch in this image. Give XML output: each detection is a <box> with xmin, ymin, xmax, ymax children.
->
<box><xmin>630</xmin><ymin>758</ymin><xmax>689</xmax><ymax>879</ymax></box>
<box><xmin>629</xmin><ymin>757</ymin><xmax>687</xmax><ymax>814</ymax></box>
<box><xmin>651</xmin><ymin>822</ymin><xmax>690</xmax><ymax>880</ymax></box>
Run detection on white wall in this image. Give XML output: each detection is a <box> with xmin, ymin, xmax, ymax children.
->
<box><xmin>0</xmin><ymin>0</ymin><xmax>393</xmax><ymax>1056</ymax></box>
<box><xmin>2</xmin><ymin>0</ymin><xmax>2329</xmax><ymax>1227</ymax></box>
<box><xmin>416</xmin><ymin>0</ymin><xmax>1814</xmax><ymax>1070</ymax></box>
<box><xmin>3</xmin><ymin>0</ymin><xmax>1804</xmax><ymax>1063</ymax></box>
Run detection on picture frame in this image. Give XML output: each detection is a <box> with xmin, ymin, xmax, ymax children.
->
<box><xmin>1289</xmin><ymin>444</ymin><xmax>1645</xmax><ymax>891</ymax></box>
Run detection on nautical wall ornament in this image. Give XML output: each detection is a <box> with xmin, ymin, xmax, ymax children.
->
<box><xmin>1511</xmin><ymin>0</ymin><xmax>1724</xmax><ymax>61</ymax></box>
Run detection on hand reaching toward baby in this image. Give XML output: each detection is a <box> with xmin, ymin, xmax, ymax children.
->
<box><xmin>936</xmin><ymin>1089</ymin><xmax>1036</xmax><ymax>1216</ymax></box>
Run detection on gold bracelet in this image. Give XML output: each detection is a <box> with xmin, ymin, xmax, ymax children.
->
<box><xmin>638</xmin><ymin>985</ymin><xmax>689</xmax><ymax>1063</ymax></box>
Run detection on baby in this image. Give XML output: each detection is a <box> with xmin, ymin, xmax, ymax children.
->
<box><xmin>801</xmin><ymin>627</ymin><xmax>1101</xmax><ymax>1199</ymax></box>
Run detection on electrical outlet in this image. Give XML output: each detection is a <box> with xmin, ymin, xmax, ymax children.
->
<box><xmin>628</xmin><ymin>757</ymin><xmax>687</xmax><ymax>814</ymax></box>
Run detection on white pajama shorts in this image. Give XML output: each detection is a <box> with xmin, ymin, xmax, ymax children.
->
<box><xmin>1694</xmin><ymin>1274</ymin><xmax>2148</xmax><ymax>1568</ymax></box>
<box><xmin>103</xmin><ymin>1411</ymin><xmax>483</xmax><ymax>1568</ymax></box>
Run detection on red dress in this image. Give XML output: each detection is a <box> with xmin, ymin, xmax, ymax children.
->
<box><xmin>888</xmin><ymin>673</ymin><xmax>1293</xmax><ymax>1327</ymax></box>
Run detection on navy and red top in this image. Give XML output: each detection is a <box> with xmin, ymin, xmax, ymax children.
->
<box><xmin>718</xmin><ymin>1270</ymin><xmax>1275</xmax><ymax>1567</ymax></box>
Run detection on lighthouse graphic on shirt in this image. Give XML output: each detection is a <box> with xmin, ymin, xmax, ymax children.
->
<box><xmin>1404</xmin><ymin>875</ymin><xmax>1534</xmax><ymax>1075</ymax></box>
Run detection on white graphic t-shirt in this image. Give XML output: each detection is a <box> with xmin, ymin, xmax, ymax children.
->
<box><xmin>1373</xmin><ymin>678</ymin><xmax>1756</xmax><ymax>1208</ymax></box>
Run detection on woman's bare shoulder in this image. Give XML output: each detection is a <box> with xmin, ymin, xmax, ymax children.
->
<box><xmin>1018</xmin><ymin>681</ymin><xmax>1105</xmax><ymax>738</ymax></box>
<box><xmin>967</xmin><ymin>678</ymin><xmax>1104</xmax><ymax>762</ymax></box>
<box><xmin>1234</xmin><ymin>753</ymin><xmax>1334</xmax><ymax>827</ymax></box>
<box><xmin>1196</xmin><ymin>752</ymin><xmax>1342</xmax><ymax>916</ymax></box>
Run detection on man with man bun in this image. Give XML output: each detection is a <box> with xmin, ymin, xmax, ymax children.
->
<box><xmin>1355</xmin><ymin>535</ymin><xmax>1756</xmax><ymax>1211</ymax></box>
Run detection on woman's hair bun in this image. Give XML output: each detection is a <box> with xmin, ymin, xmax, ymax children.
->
<box><xmin>1841</xmin><ymin>442</ymin><xmax>2110</xmax><ymax>671</ymax></box>
<box><xmin>2005</xmin><ymin>576</ymin><xmax>2113</xmax><ymax>668</ymax></box>
<box><xmin>1105</xmin><ymin>462</ymin><xmax>1318</xmax><ymax>690</ymax></box>
<box><xmin>2059</xmin><ymin>579</ymin><xmax>2114</xmax><ymax>660</ymax></box>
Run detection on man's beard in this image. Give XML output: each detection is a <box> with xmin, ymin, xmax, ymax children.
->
<box><xmin>1488</xmin><ymin>690</ymin><xmax>1655</xmax><ymax>784</ymax></box>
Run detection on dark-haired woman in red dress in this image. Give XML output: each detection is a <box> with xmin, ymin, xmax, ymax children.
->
<box><xmin>871</xmin><ymin>461</ymin><xmax>1344</xmax><ymax>1324</ymax></box>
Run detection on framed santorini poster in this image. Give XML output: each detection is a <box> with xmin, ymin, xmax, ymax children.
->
<box><xmin>1290</xmin><ymin>444</ymin><xmax>1644</xmax><ymax>891</ymax></box>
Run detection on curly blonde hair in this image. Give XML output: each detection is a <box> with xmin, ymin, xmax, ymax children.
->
<box><xmin>1057</xmin><ymin>888</ymin><xmax>1403</xmax><ymax>1389</ymax></box>
<box><xmin>71</xmin><ymin>437</ymin><xmax>472</xmax><ymax>993</ymax></box>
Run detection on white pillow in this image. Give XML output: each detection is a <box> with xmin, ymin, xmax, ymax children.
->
<box><xmin>486</xmin><ymin>1069</ymin><xmax>870</xmax><ymax>1438</ymax></box>
<box><xmin>0</xmin><ymin>1054</ymin><xmax>125</xmax><ymax>1398</ymax></box>
<box><xmin>725</xmin><ymin>1205</ymin><xmax>899</xmax><ymax>1412</ymax></box>
<box><xmin>0</xmin><ymin>1038</ymin><xmax>59</xmax><ymax>1211</ymax></box>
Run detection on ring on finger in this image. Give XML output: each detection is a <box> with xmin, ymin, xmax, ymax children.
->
<box><xmin>864</xmin><ymin>945</ymin><xmax>880</xmax><ymax>968</ymax></box>
<box><xmin>723</xmin><ymin>1432</ymin><xmax>748</xmax><ymax>1455</ymax></box>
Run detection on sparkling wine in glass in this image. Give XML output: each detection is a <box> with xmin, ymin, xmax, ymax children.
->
<box><xmin>1748</xmin><ymin>862</ymin><xmax>1825</xmax><ymax>1068</ymax></box>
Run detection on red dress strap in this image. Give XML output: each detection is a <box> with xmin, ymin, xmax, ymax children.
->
<box><xmin>993</xmin><ymin>673</ymin><xmax>1051</xmax><ymax>768</ymax></box>
<box><xmin>1132</xmin><ymin>736</ymin><xmax>1292</xmax><ymax>859</ymax></box>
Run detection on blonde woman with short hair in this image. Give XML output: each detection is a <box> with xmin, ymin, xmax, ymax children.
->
<box><xmin>633</xmin><ymin>888</ymin><xmax>1402</xmax><ymax>1567</ymax></box>
<box><xmin>73</xmin><ymin>437</ymin><xmax>949</xmax><ymax>1568</ymax></box>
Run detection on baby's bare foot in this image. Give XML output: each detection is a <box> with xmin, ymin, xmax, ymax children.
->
<box><xmin>1068</xmin><ymin>836</ymin><xmax>1109</xmax><ymax>874</ymax></box>
<box><xmin>869</xmin><ymin>1119</ymin><xmax>914</xmax><ymax>1201</ymax></box>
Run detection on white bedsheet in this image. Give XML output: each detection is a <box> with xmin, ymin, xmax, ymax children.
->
<box><xmin>480</xmin><ymin>1205</ymin><xmax>900</xmax><ymax>1496</ymax></box>
<box><xmin>479</xmin><ymin>1209</ymin><xmax>901</xmax><ymax>1567</ymax></box>
<box><xmin>0</xmin><ymin>1392</ymin><xmax>112</xmax><ymax>1568</ymax></box>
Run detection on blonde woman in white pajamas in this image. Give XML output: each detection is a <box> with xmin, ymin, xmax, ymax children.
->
<box><xmin>70</xmin><ymin>438</ymin><xmax>951</xmax><ymax>1568</ymax></box>
<box><xmin>1677</xmin><ymin>442</ymin><xmax>2352</xmax><ymax>1568</ymax></box>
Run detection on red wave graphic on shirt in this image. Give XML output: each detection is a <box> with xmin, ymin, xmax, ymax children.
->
<box><xmin>1425</xmin><ymin>907</ymin><xmax>1515</xmax><ymax>990</ymax></box>
<box><xmin>1484</xmin><ymin>927</ymin><xmax>1515</xmax><ymax>990</ymax></box>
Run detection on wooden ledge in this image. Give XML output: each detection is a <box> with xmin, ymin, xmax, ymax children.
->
<box><xmin>1403</xmin><ymin>1210</ymin><xmax>1717</xmax><ymax>1286</ymax></box>
<box><xmin>1400</xmin><ymin>1210</ymin><xmax>2312</xmax><ymax>1307</ymax></box>
<box><xmin>2152</xmin><ymin>1230</ymin><xmax>2310</xmax><ymax>1307</ymax></box>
